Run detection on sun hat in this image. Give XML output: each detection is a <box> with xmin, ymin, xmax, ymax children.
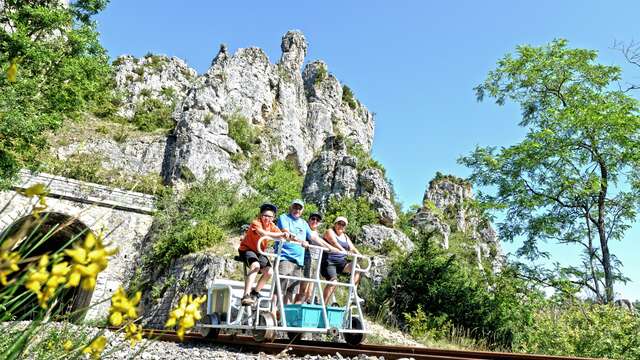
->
<box><xmin>334</xmin><ymin>216</ymin><xmax>348</xmax><ymax>225</ymax></box>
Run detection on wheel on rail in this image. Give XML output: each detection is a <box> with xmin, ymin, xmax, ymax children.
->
<box><xmin>343</xmin><ymin>316</ymin><xmax>365</xmax><ymax>346</ymax></box>
<box><xmin>200</xmin><ymin>313</ymin><xmax>221</xmax><ymax>339</ymax></box>
<box><xmin>254</xmin><ymin>312</ymin><xmax>276</xmax><ymax>343</ymax></box>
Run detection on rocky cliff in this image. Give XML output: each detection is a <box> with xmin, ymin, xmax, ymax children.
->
<box><xmin>164</xmin><ymin>31</ymin><xmax>374</xmax><ymax>189</ymax></box>
<box><xmin>412</xmin><ymin>173</ymin><xmax>503</xmax><ymax>273</ymax></box>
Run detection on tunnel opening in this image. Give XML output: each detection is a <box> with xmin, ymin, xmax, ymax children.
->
<box><xmin>2</xmin><ymin>212</ymin><xmax>95</xmax><ymax>322</ymax></box>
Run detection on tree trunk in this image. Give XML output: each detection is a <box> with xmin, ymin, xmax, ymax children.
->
<box><xmin>585</xmin><ymin>210</ymin><xmax>602</xmax><ymax>302</ymax></box>
<box><xmin>597</xmin><ymin>158</ymin><xmax>613</xmax><ymax>304</ymax></box>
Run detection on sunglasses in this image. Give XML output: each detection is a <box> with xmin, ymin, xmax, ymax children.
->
<box><xmin>309</xmin><ymin>217</ymin><xmax>321</xmax><ymax>222</ymax></box>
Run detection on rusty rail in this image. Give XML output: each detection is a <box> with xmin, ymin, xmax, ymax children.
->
<box><xmin>126</xmin><ymin>328</ymin><xmax>599</xmax><ymax>360</ymax></box>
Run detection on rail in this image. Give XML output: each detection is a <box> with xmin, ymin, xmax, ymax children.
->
<box><xmin>132</xmin><ymin>328</ymin><xmax>599</xmax><ymax>360</ymax></box>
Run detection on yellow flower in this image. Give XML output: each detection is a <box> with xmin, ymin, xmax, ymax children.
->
<box><xmin>18</xmin><ymin>183</ymin><xmax>49</xmax><ymax>218</ymax></box>
<box><xmin>25</xmin><ymin>255</ymin><xmax>71</xmax><ymax>309</ymax></box>
<box><xmin>108</xmin><ymin>286</ymin><xmax>143</xmax><ymax>347</ymax></box>
<box><xmin>0</xmin><ymin>250</ymin><xmax>20</xmax><ymax>286</ymax></box>
<box><xmin>63</xmin><ymin>340</ymin><xmax>73</xmax><ymax>351</ymax></box>
<box><xmin>165</xmin><ymin>294</ymin><xmax>207</xmax><ymax>341</ymax></box>
<box><xmin>108</xmin><ymin>287</ymin><xmax>141</xmax><ymax>327</ymax></box>
<box><xmin>82</xmin><ymin>335</ymin><xmax>107</xmax><ymax>359</ymax></box>
<box><xmin>124</xmin><ymin>322</ymin><xmax>143</xmax><ymax>346</ymax></box>
<box><xmin>65</xmin><ymin>232</ymin><xmax>118</xmax><ymax>290</ymax></box>
<box><xmin>7</xmin><ymin>58</ymin><xmax>17</xmax><ymax>83</ymax></box>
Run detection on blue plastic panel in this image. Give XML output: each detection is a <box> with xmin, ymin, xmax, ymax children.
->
<box><xmin>284</xmin><ymin>304</ymin><xmax>346</xmax><ymax>328</ymax></box>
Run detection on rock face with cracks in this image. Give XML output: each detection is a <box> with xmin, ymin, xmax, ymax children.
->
<box><xmin>162</xmin><ymin>31</ymin><xmax>375</xmax><ymax>189</ymax></box>
<box><xmin>302</xmin><ymin>137</ymin><xmax>398</xmax><ymax>226</ymax></box>
<box><xmin>412</xmin><ymin>175</ymin><xmax>504</xmax><ymax>273</ymax></box>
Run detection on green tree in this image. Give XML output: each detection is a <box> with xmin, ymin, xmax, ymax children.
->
<box><xmin>460</xmin><ymin>39</ymin><xmax>640</xmax><ymax>303</ymax></box>
<box><xmin>371</xmin><ymin>230</ymin><xmax>540</xmax><ymax>348</ymax></box>
<box><xmin>0</xmin><ymin>0</ymin><xmax>112</xmax><ymax>184</ymax></box>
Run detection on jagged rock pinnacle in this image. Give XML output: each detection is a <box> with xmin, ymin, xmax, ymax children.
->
<box><xmin>279</xmin><ymin>30</ymin><xmax>307</xmax><ymax>71</ymax></box>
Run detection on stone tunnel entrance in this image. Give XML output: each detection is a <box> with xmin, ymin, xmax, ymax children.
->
<box><xmin>3</xmin><ymin>212</ymin><xmax>95</xmax><ymax>321</ymax></box>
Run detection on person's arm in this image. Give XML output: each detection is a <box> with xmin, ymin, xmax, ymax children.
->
<box><xmin>255</xmin><ymin>226</ymin><xmax>286</xmax><ymax>239</ymax></box>
<box><xmin>312</xmin><ymin>233</ymin><xmax>343</xmax><ymax>253</ymax></box>
<box><xmin>346</xmin><ymin>235</ymin><xmax>360</xmax><ymax>255</ymax></box>
<box><xmin>324</xmin><ymin>229</ymin><xmax>347</xmax><ymax>253</ymax></box>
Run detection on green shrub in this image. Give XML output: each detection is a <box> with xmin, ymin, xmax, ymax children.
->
<box><xmin>370</xmin><ymin>232</ymin><xmax>539</xmax><ymax>348</ymax></box>
<box><xmin>315</xmin><ymin>64</ymin><xmax>328</xmax><ymax>85</ymax></box>
<box><xmin>145</xmin><ymin>54</ymin><xmax>168</xmax><ymax>72</ymax></box>
<box><xmin>42</xmin><ymin>152</ymin><xmax>168</xmax><ymax>196</ymax></box>
<box><xmin>513</xmin><ymin>304</ymin><xmax>640</xmax><ymax>359</ymax></box>
<box><xmin>133</xmin><ymin>66</ymin><xmax>144</xmax><ymax>77</ymax></box>
<box><xmin>248</xmin><ymin>159</ymin><xmax>318</xmax><ymax>216</ymax></box>
<box><xmin>150</xmin><ymin>173</ymin><xmax>261</xmax><ymax>267</ymax></box>
<box><xmin>152</xmin><ymin>220</ymin><xmax>225</xmax><ymax>265</ymax></box>
<box><xmin>43</xmin><ymin>153</ymin><xmax>105</xmax><ymax>183</ymax></box>
<box><xmin>227</xmin><ymin>113</ymin><xmax>257</xmax><ymax>152</ymax></box>
<box><xmin>131</xmin><ymin>98</ymin><xmax>174</xmax><ymax>131</ymax></box>
<box><xmin>346</xmin><ymin>140</ymin><xmax>386</xmax><ymax>174</ymax></box>
<box><xmin>0</xmin><ymin>0</ymin><xmax>113</xmax><ymax>186</ymax></box>
<box><xmin>139</xmin><ymin>88</ymin><xmax>152</xmax><ymax>97</ymax></box>
<box><xmin>322</xmin><ymin>196</ymin><xmax>378</xmax><ymax>240</ymax></box>
<box><xmin>160</xmin><ymin>87</ymin><xmax>176</xmax><ymax>100</ymax></box>
<box><xmin>342</xmin><ymin>85</ymin><xmax>358</xmax><ymax>109</ymax></box>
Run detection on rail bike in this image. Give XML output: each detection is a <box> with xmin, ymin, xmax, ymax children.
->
<box><xmin>197</xmin><ymin>236</ymin><xmax>371</xmax><ymax>345</ymax></box>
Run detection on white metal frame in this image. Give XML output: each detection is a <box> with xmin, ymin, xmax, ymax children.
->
<box><xmin>199</xmin><ymin>236</ymin><xmax>371</xmax><ymax>336</ymax></box>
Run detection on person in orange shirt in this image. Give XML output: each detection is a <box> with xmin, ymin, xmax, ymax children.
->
<box><xmin>238</xmin><ymin>203</ymin><xmax>289</xmax><ymax>306</ymax></box>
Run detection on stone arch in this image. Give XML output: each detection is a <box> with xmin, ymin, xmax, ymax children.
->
<box><xmin>2</xmin><ymin>212</ymin><xmax>96</xmax><ymax>321</ymax></box>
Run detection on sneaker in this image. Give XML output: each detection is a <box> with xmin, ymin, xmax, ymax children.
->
<box><xmin>241</xmin><ymin>294</ymin><xmax>255</xmax><ymax>306</ymax></box>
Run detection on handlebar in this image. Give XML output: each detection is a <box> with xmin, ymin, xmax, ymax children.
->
<box><xmin>255</xmin><ymin>236</ymin><xmax>371</xmax><ymax>272</ymax></box>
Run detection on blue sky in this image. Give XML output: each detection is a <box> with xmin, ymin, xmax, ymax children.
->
<box><xmin>96</xmin><ymin>0</ymin><xmax>640</xmax><ymax>300</ymax></box>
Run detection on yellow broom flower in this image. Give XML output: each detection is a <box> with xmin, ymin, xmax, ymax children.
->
<box><xmin>82</xmin><ymin>336</ymin><xmax>107</xmax><ymax>359</ymax></box>
<box><xmin>65</xmin><ymin>231</ymin><xmax>118</xmax><ymax>290</ymax></box>
<box><xmin>24</xmin><ymin>255</ymin><xmax>71</xmax><ymax>309</ymax></box>
<box><xmin>0</xmin><ymin>250</ymin><xmax>20</xmax><ymax>286</ymax></box>
<box><xmin>108</xmin><ymin>286</ymin><xmax>143</xmax><ymax>347</ymax></box>
<box><xmin>18</xmin><ymin>183</ymin><xmax>48</xmax><ymax>218</ymax></box>
<box><xmin>108</xmin><ymin>287</ymin><xmax>141</xmax><ymax>326</ymax></box>
<box><xmin>165</xmin><ymin>294</ymin><xmax>207</xmax><ymax>340</ymax></box>
<box><xmin>124</xmin><ymin>322</ymin><xmax>143</xmax><ymax>346</ymax></box>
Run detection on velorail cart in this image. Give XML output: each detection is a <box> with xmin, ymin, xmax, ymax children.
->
<box><xmin>197</xmin><ymin>236</ymin><xmax>371</xmax><ymax>344</ymax></box>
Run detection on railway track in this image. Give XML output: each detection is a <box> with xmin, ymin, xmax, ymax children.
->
<box><xmin>134</xmin><ymin>328</ymin><xmax>597</xmax><ymax>360</ymax></box>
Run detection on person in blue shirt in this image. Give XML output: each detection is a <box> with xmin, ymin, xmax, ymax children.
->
<box><xmin>275</xmin><ymin>199</ymin><xmax>314</xmax><ymax>304</ymax></box>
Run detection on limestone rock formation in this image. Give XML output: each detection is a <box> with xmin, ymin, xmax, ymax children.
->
<box><xmin>302</xmin><ymin>137</ymin><xmax>398</xmax><ymax>226</ymax></box>
<box><xmin>113</xmin><ymin>55</ymin><xmax>197</xmax><ymax>119</ymax></box>
<box><xmin>303</xmin><ymin>61</ymin><xmax>374</xmax><ymax>153</ymax></box>
<box><xmin>54</xmin><ymin>134</ymin><xmax>171</xmax><ymax>177</ymax></box>
<box><xmin>142</xmin><ymin>253</ymin><xmax>237</xmax><ymax>328</ymax></box>
<box><xmin>356</xmin><ymin>168</ymin><xmax>398</xmax><ymax>226</ymax></box>
<box><xmin>164</xmin><ymin>31</ymin><xmax>375</xmax><ymax>187</ymax></box>
<box><xmin>412</xmin><ymin>174</ymin><xmax>503</xmax><ymax>273</ymax></box>
<box><xmin>360</xmin><ymin>224</ymin><xmax>414</xmax><ymax>252</ymax></box>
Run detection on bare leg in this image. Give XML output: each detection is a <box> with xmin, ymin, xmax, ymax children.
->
<box><xmin>244</xmin><ymin>262</ymin><xmax>260</xmax><ymax>295</ymax></box>
<box><xmin>255</xmin><ymin>266</ymin><xmax>272</xmax><ymax>293</ymax></box>
<box><xmin>323</xmin><ymin>280</ymin><xmax>337</xmax><ymax>304</ymax></box>
<box><xmin>343</xmin><ymin>262</ymin><xmax>361</xmax><ymax>285</ymax></box>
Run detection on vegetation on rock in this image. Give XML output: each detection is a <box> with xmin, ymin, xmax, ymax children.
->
<box><xmin>342</xmin><ymin>84</ymin><xmax>358</xmax><ymax>109</ymax></box>
<box><xmin>226</xmin><ymin>113</ymin><xmax>258</xmax><ymax>152</ymax></box>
